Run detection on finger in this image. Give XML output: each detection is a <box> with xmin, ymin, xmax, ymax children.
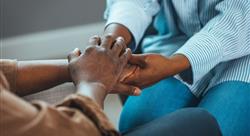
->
<box><xmin>128</xmin><ymin>54</ymin><xmax>147</xmax><ymax>68</ymax></box>
<box><xmin>83</xmin><ymin>46</ymin><xmax>95</xmax><ymax>54</ymax></box>
<box><xmin>100</xmin><ymin>34</ymin><xmax>115</xmax><ymax>49</ymax></box>
<box><xmin>121</xmin><ymin>66</ymin><xmax>141</xmax><ymax>86</ymax></box>
<box><xmin>120</xmin><ymin>65</ymin><xmax>138</xmax><ymax>82</ymax></box>
<box><xmin>119</xmin><ymin>64</ymin><xmax>137</xmax><ymax>82</ymax></box>
<box><xmin>112</xmin><ymin>37</ymin><xmax>126</xmax><ymax>57</ymax></box>
<box><xmin>88</xmin><ymin>35</ymin><xmax>101</xmax><ymax>46</ymax></box>
<box><xmin>67</xmin><ymin>48</ymin><xmax>81</xmax><ymax>62</ymax></box>
<box><xmin>119</xmin><ymin>48</ymin><xmax>132</xmax><ymax>70</ymax></box>
<box><xmin>110</xmin><ymin>83</ymin><xmax>141</xmax><ymax>96</ymax></box>
<box><xmin>120</xmin><ymin>48</ymin><xmax>132</xmax><ymax>62</ymax></box>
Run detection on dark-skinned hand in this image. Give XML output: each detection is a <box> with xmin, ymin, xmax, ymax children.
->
<box><xmin>68</xmin><ymin>35</ymin><xmax>141</xmax><ymax>96</ymax></box>
<box><xmin>121</xmin><ymin>53</ymin><xmax>190</xmax><ymax>88</ymax></box>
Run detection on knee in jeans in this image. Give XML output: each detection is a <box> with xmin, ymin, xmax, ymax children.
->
<box><xmin>188</xmin><ymin>108</ymin><xmax>217</xmax><ymax>122</ymax></box>
<box><xmin>184</xmin><ymin>108</ymin><xmax>221</xmax><ymax>130</ymax></box>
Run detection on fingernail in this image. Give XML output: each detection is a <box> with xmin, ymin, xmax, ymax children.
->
<box><xmin>116</xmin><ymin>36</ymin><xmax>125</xmax><ymax>42</ymax></box>
<box><xmin>74</xmin><ymin>48</ymin><xmax>81</xmax><ymax>55</ymax></box>
<box><xmin>133</xmin><ymin>87</ymin><xmax>141</xmax><ymax>96</ymax></box>
<box><xmin>74</xmin><ymin>48</ymin><xmax>79</xmax><ymax>52</ymax></box>
<box><xmin>92</xmin><ymin>35</ymin><xmax>99</xmax><ymax>38</ymax></box>
<box><xmin>90</xmin><ymin>35</ymin><xmax>100</xmax><ymax>42</ymax></box>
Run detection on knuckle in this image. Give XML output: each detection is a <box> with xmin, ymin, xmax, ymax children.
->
<box><xmin>124</xmin><ymin>49</ymin><xmax>131</xmax><ymax>57</ymax></box>
<box><xmin>116</xmin><ymin>40</ymin><xmax>126</xmax><ymax>48</ymax></box>
<box><xmin>96</xmin><ymin>47</ymin><xmax>107</xmax><ymax>55</ymax></box>
<box><xmin>91</xmin><ymin>35</ymin><xmax>100</xmax><ymax>39</ymax></box>
<box><xmin>104</xmin><ymin>34</ymin><xmax>114</xmax><ymax>40</ymax></box>
<box><xmin>115</xmin><ymin>42</ymin><xmax>123</xmax><ymax>49</ymax></box>
<box><xmin>89</xmin><ymin>35</ymin><xmax>98</xmax><ymax>41</ymax></box>
<box><xmin>84</xmin><ymin>46</ymin><xmax>95</xmax><ymax>53</ymax></box>
<box><xmin>89</xmin><ymin>37</ymin><xmax>99</xmax><ymax>44</ymax></box>
<box><xmin>116</xmin><ymin>36</ymin><xmax>125</xmax><ymax>41</ymax></box>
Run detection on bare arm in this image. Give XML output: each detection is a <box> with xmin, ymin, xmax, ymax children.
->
<box><xmin>16</xmin><ymin>59</ymin><xmax>71</xmax><ymax>96</ymax></box>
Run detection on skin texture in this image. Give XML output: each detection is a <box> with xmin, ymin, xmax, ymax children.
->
<box><xmin>14</xmin><ymin>33</ymin><xmax>139</xmax><ymax>98</ymax></box>
<box><xmin>88</xmin><ymin>35</ymin><xmax>141</xmax><ymax>95</ymax></box>
<box><xmin>15</xmin><ymin>22</ymin><xmax>190</xmax><ymax>108</ymax></box>
<box><xmin>68</xmin><ymin>36</ymin><xmax>140</xmax><ymax>107</ymax></box>
<box><xmin>100</xmin><ymin>23</ymin><xmax>191</xmax><ymax>89</ymax></box>
<box><xmin>16</xmin><ymin>59</ymin><xmax>71</xmax><ymax>96</ymax></box>
<box><xmin>13</xmin><ymin>35</ymin><xmax>140</xmax><ymax>110</ymax></box>
<box><xmin>104</xmin><ymin>23</ymin><xmax>132</xmax><ymax>46</ymax></box>
<box><xmin>122</xmin><ymin>53</ymin><xmax>191</xmax><ymax>88</ymax></box>
<box><xmin>12</xmin><ymin>35</ymin><xmax>139</xmax><ymax>108</ymax></box>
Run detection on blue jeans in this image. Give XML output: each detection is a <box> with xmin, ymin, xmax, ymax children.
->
<box><xmin>124</xmin><ymin>108</ymin><xmax>221</xmax><ymax>136</ymax></box>
<box><xmin>119</xmin><ymin>77</ymin><xmax>250</xmax><ymax>136</ymax></box>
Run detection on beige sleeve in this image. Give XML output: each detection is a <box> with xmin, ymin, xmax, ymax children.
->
<box><xmin>0</xmin><ymin>59</ymin><xmax>18</xmax><ymax>92</ymax></box>
<box><xmin>0</xmin><ymin>60</ymin><xmax>119</xmax><ymax>136</ymax></box>
<box><xmin>0</xmin><ymin>71</ymin><xmax>119</xmax><ymax>136</ymax></box>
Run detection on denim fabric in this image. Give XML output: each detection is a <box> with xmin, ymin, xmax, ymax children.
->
<box><xmin>119</xmin><ymin>77</ymin><xmax>199</xmax><ymax>133</ymax></box>
<box><xmin>124</xmin><ymin>108</ymin><xmax>221</xmax><ymax>136</ymax></box>
<box><xmin>120</xmin><ymin>79</ymin><xmax>250</xmax><ymax>136</ymax></box>
<box><xmin>198</xmin><ymin>81</ymin><xmax>250</xmax><ymax>136</ymax></box>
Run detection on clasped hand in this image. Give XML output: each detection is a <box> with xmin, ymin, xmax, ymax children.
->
<box><xmin>68</xmin><ymin>35</ymin><xmax>190</xmax><ymax>96</ymax></box>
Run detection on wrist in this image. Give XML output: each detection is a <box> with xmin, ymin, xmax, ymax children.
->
<box><xmin>167</xmin><ymin>54</ymin><xmax>191</xmax><ymax>75</ymax></box>
<box><xmin>76</xmin><ymin>81</ymin><xmax>107</xmax><ymax>108</ymax></box>
<box><xmin>76</xmin><ymin>81</ymin><xmax>107</xmax><ymax>93</ymax></box>
<box><xmin>60</xmin><ymin>60</ymin><xmax>72</xmax><ymax>82</ymax></box>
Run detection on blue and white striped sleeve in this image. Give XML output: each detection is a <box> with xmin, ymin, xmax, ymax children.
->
<box><xmin>174</xmin><ymin>0</ymin><xmax>250</xmax><ymax>84</ymax></box>
<box><xmin>104</xmin><ymin>0</ymin><xmax>160</xmax><ymax>50</ymax></box>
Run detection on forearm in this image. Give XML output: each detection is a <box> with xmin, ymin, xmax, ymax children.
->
<box><xmin>16</xmin><ymin>59</ymin><xmax>71</xmax><ymax>96</ymax></box>
<box><xmin>155</xmin><ymin>54</ymin><xmax>191</xmax><ymax>81</ymax></box>
<box><xmin>76</xmin><ymin>82</ymin><xmax>107</xmax><ymax>108</ymax></box>
<box><xmin>104</xmin><ymin>23</ymin><xmax>133</xmax><ymax>46</ymax></box>
<box><xmin>168</xmin><ymin>54</ymin><xmax>191</xmax><ymax>75</ymax></box>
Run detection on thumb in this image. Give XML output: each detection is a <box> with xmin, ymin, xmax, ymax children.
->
<box><xmin>67</xmin><ymin>48</ymin><xmax>81</xmax><ymax>62</ymax></box>
<box><xmin>110</xmin><ymin>83</ymin><xmax>141</xmax><ymax>96</ymax></box>
<box><xmin>128</xmin><ymin>54</ymin><xmax>147</xmax><ymax>68</ymax></box>
<box><xmin>119</xmin><ymin>64</ymin><xmax>137</xmax><ymax>82</ymax></box>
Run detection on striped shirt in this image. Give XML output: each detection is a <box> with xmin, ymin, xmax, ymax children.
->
<box><xmin>105</xmin><ymin>0</ymin><xmax>250</xmax><ymax>97</ymax></box>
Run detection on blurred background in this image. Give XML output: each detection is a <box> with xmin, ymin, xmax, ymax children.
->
<box><xmin>1</xmin><ymin>0</ymin><xmax>106</xmax><ymax>59</ymax></box>
<box><xmin>1</xmin><ymin>0</ymin><xmax>122</xmax><ymax>128</ymax></box>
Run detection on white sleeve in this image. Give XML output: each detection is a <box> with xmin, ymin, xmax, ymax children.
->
<box><xmin>104</xmin><ymin>0</ymin><xmax>160</xmax><ymax>50</ymax></box>
<box><xmin>174</xmin><ymin>0</ymin><xmax>250</xmax><ymax>84</ymax></box>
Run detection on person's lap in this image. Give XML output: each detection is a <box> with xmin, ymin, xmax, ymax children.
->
<box><xmin>119</xmin><ymin>77</ymin><xmax>199</xmax><ymax>132</ymax></box>
<box><xmin>120</xmin><ymin>78</ymin><xmax>250</xmax><ymax>135</ymax></box>
<box><xmin>123</xmin><ymin>108</ymin><xmax>221</xmax><ymax>136</ymax></box>
<box><xmin>198</xmin><ymin>81</ymin><xmax>250</xmax><ymax>136</ymax></box>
